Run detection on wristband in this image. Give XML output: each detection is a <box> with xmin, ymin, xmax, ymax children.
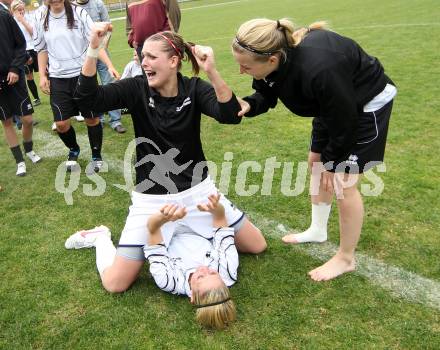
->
<box><xmin>86</xmin><ymin>46</ymin><xmax>100</xmax><ymax>58</ymax></box>
<box><xmin>87</xmin><ymin>32</ymin><xmax>111</xmax><ymax>58</ymax></box>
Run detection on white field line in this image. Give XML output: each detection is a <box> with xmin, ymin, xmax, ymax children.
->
<box><xmin>110</xmin><ymin>0</ymin><xmax>248</xmax><ymax>22</ymax></box>
<box><xmin>34</xmin><ymin>127</ymin><xmax>440</xmax><ymax>311</ymax></box>
<box><xmin>109</xmin><ymin>21</ymin><xmax>440</xmax><ymax>56</ymax></box>
<box><xmin>254</xmin><ymin>217</ymin><xmax>440</xmax><ymax>311</ymax></box>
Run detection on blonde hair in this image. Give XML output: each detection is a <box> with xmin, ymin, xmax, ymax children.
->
<box><xmin>233</xmin><ymin>18</ymin><xmax>328</xmax><ymax>61</ymax></box>
<box><xmin>193</xmin><ymin>284</ymin><xmax>236</xmax><ymax>330</ymax></box>
<box><xmin>11</xmin><ymin>0</ymin><xmax>25</xmax><ymax>12</ymax></box>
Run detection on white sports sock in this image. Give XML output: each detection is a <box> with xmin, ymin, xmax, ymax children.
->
<box><xmin>287</xmin><ymin>202</ymin><xmax>331</xmax><ymax>243</ymax></box>
<box><xmin>95</xmin><ymin>234</ymin><xmax>116</xmax><ymax>276</ymax></box>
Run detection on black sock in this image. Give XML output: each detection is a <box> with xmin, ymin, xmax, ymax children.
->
<box><xmin>58</xmin><ymin>126</ymin><xmax>79</xmax><ymax>151</ymax></box>
<box><xmin>10</xmin><ymin>145</ymin><xmax>24</xmax><ymax>163</ymax></box>
<box><xmin>27</xmin><ymin>79</ymin><xmax>39</xmax><ymax>100</ymax></box>
<box><xmin>23</xmin><ymin>140</ymin><xmax>33</xmax><ymax>153</ymax></box>
<box><xmin>87</xmin><ymin>123</ymin><xmax>103</xmax><ymax>159</ymax></box>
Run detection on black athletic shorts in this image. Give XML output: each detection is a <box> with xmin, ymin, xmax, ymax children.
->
<box><xmin>50</xmin><ymin>76</ymin><xmax>95</xmax><ymax>121</ymax></box>
<box><xmin>0</xmin><ymin>72</ymin><xmax>34</xmax><ymax>121</ymax></box>
<box><xmin>24</xmin><ymin>50</ymin><xmax>39</xmax><ymax>75</ymax></box>
<box><xmin>310</xmin><ymin>100</ymin><xmax>394</xmax><ymax>174</ymax></box>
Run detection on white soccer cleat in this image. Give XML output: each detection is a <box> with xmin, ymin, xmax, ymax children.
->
<box><xmin>65</xmin><ymin>225</ymin><xmax>111</xmax><ymax>249</ymax></box>
<box><xmin>26</xmin><ymin>151</ymin><xmax>42</xmax><ymax>164</ymax></box>
<box><xmin>16</xmin><ymin>161</ymin><xmax>26</xmax><ymax>176</ymax></box>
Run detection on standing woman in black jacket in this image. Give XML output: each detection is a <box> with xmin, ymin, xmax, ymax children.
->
<box><xmin>232</xmin><ymin>18</ymin><xmax>396</xmax><ymax>281</ymax></box>
<box><xmin>0</xmin><ymin>0</ymin><xmax>41</xmax><ymax>177</ymax></box>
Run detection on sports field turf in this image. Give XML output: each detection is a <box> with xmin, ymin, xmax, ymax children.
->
<box><xmin>1</xmin><ymin>0</ymin><xmax>439</xmax><ymax>348</ymax></box>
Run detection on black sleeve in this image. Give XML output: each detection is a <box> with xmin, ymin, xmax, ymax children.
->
<box><xmin>196</xmin><ymin>78</ymin><xmax>242</xmax><ymax>124</ymax></box>
<box><xmin>242</xmin><ymin>79</ymin><xmax>278</xmax><ymax>117</ymax></box>
<box><xmin>312</xmin><ymin>65</ymin><xmax>358</xmax><ymax>169</ymax></box>
<box><xmin>75</xmin><ymin>74</ymin><xmax>144</xmax><ymax>114</ymax></box>
<box><xmin>9</xmin><ymin>15</ymin><xmax>26</xmax><ymax>74</ymax></box>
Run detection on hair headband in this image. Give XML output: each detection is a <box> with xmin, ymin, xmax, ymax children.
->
<box><xmin>158</xmin><ymin>33</ymin><xmax>182</xmax><ymax>58</ymax></box>
<box><xmin>234</xmin><ymin>37</ymin><xmax>274</xmax><ymax>56</ymax></box>
<box><xmin>195</xmin><ymin>297</ymin><xmax>231</xmax><ymax>309</ymax></box>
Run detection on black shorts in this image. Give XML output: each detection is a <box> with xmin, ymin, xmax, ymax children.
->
<box><xmin>24</xmin><ymin>50</ymin><xmax>39</xmax><ymax>75</ymax></box>
<box><xmin>310</xmin><ymin>100</ymin><xmax>394</xmax><ymax>174</ymax></box>
<box><xmin>0</xmin><ymin>72</ymin><xmax>34</xmax><ymax>121</ymax></box>
<box><xmin>50</xmin><ymin>76</ymin><xmax>96</xmax><ymax>121</ymax></box>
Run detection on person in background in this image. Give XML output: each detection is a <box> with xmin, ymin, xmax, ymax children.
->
<box><xmin>11</xmin><ymin>0</ymin><xmax>41</xmax><ymax>106</ymax></box>
<box><xmin>120</xmin><ymin>49</ymin><xmax>142</xmax><ymax>79</ymax></box>
<box><xmin>33</xmin><ymin>0</ymin><xmax>119</xmax><ymax>173</ymax></box>
<box><xmin>0</xmin><ymin>0</ymin><xmax>42</xmax><ymax>176</ymax></box>
<box><xmin>126</xmin><ymin>0</ymin><xmax>181</xmax><ymax>58</ymax></box>
<box><xmin>74</xmin><ymin>0</ymin><xmax>126</xmax><ymax>133</ymax></box>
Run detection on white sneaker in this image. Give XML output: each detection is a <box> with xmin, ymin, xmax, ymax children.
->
<box><xmin>16</xmin><ymin>161</ymin><xmax>26</xmax><ymax>176</ymax></box>
<box><xmin>26</xmin><ymin>151</ymin><xmax>42</xmax><ymax>164</ymax></box>
<box><xmin>74</xmin><ymin>114</ymin><xmax>85</xmax><ymax>122</ymax></box>
<box><xmin>65</xmin><ymin>225</ymin><xmax>111</xmax><ymax>249</ymax></box>
<box><xmin>51</xmin><ymin>122</ymin><xmax>57</xmax><ymax>131</ymax></box>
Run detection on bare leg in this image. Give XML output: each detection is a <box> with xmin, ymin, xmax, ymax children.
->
<box><xmin>2</xmin><ymin>118</ymin><xmax>19</xmax><ymax>147</ymax></box>
<box><xmin>101</xmin><ymin>256</ymin><xmax>144</xmax><ymax>293</ymax></box>
<box><xmin>21</xmin><ymin>115</ymin><xmax>34</xmax><ymax>142</ymax></box>
<box><xmin>235</xmin><ymin>218</ymin><xmax>267</xmax><ymax>254</ymax></box>
<box><xmin>308</xmin><ymin>174</ymin><xmax>362</xmax><ymax>281</ymax></box>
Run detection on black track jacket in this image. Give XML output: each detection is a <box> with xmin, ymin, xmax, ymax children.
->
<box><xmin>0</xmin><ymin>2</ymin><xmax>26</xmax><ymax>75</ymax></box>
<box><xmin>75</xmin><ymin>72</ymin><xmax>241</xmax><ymax>194</ymax></box>
<box><xmin>243</xmin><ymin>29</ymin><xmax>394</xmax><ymax>165</ymax></box>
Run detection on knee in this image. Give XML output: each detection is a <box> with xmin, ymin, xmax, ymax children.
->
<box><xmin>85</xmin><ymin>117</ymin><xmax>100</xmax><ymax>127</ymax></box>
<box><xmin>21</xmin><ymin>117</ymin><xmax>33</xmax><ymax>128</ymax></box>
<box><xmin>101</xmin><ymin>276</ymin><xmax>130</xmax><ymax>294</ymax></box>
<box><xmin>254</xmin><ymin>238</ymin><xmax>267</xmax><ymax>254</ymax></box>
<box><xmin>2</xmin><ymin>118</ymin><xmax>13</xmax><ymax>127</ymax></box>
<box><xmin>56</xmin><ymin>121</ymin><xmax>70</xmax><ymax>133</ymax></box>
<box><xmin>248</xmin><ymin>232</ymin><xmax>267</xmax><ymax>254</ymax></box>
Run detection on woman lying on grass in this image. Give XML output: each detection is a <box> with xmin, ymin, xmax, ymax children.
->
<box><xmin>145</xmin><ymin>193</ymin><xmax>238</xmax><ymax>329</ymax></box>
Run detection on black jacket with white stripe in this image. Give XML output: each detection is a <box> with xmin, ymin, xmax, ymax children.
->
<box><xmin>0</xmin><ymin>3</ymin><xmax>26</xmax><ymax>75</ymax></box>
<box><xmin>243</xmin><ymin>29</ymin><xmax>394</xmax><ymax>166</ymax></box>
<box><xmin>76</xmin><ymin>72</ymin><xmax>242</xmax><ymax>194</ymax></box>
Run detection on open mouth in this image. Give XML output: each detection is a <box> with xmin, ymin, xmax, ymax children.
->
<box><xmin>146</xmin><ymin>71</ymin><xmax>156</xmax><ymax>78</ymax></box>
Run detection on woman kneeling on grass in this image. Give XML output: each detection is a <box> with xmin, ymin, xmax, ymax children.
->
<box><xmin>232</xmin><ymin>19</ymin><xmax>396</xmax><ymax>281</ymax></box>
<box><xmin>65</xmin><ymin>23</ymin><xmax>266</xmax><ymax>299</ymax></box>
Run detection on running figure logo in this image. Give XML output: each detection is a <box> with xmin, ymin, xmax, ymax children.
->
<box><xmin>135</xmin><ymin>138</ymin><xmax>192</xmax><ymax>193</ymax></box>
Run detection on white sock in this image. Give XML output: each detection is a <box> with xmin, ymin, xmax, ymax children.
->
<box><xmin>95</xmin><ymin>234</ymin><xmax>116</xmax><ymax>276</ymax></box>
<box><xmin>288</xmin><ymin>202</ymin><xmax>331</xmax><ymax>243</ymax></box>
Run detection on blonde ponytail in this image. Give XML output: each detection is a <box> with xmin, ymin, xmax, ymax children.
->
<box><xmin>233</xmin><ymin>18</ymin><xmax>329</xmax><ymax>61</ymax></box>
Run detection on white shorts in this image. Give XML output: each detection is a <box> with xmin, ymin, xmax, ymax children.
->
<box><xmin>117</xmin><ymin>177</ymin><xmax>245</xmax><ymax>254</ymax></box>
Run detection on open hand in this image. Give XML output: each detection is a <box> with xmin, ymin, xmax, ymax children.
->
<box><xmin>39</xmin><ymin>75</ymin><xmax>50</xmax><ymax>94</ymax></box>
<box><xmin>159</xmin><ymin>204</ymin><xmax>187</xmax><ymax>222</ymax></box>
<box><xmin>7</xmin><ymin>72</ymin><xmax>19</xmax><ymax>85</ymax></box>
<box><xmin>237</xmin><ymin>96</ymin><xmax>250</xmax><ymax>116</ymax></box>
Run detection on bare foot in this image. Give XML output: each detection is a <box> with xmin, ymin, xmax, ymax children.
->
<box><xmin>308</xmin><ymin>254</ymin><xmax>355</xmax><ymax>281</ymax></box>
<box><xmin>281</xmin><ymin>230</ymin><xmax>327</xmax><ymax>244</ymax></box>
<box><xmin>281</xmin><ymin>233</ymin><xmax>300</xmax><ymax>244</ymax></box>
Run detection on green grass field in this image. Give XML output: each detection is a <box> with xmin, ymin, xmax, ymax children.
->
<box><xmin>1</xmin><ymin>0</ymin><xmax>440</xmax><ymax>348</ymax></box>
